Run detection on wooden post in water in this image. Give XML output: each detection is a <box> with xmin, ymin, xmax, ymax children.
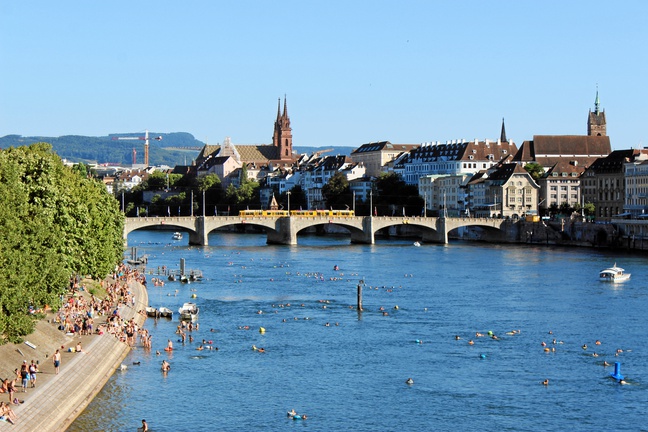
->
<box><xmin>357</xmin><ymin>280</ymin><xmax>364</xmax><ymax>311</ymax></box>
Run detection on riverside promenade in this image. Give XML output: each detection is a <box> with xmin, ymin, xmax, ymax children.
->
<box><xmin>5</xmin><ymin>279</ymin><xmax>148</xmax><ymax>432</ymax></box>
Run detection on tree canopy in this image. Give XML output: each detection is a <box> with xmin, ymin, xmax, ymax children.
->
<box><xmin>0</xmin><ymin>143</ymin><xmax>124</xmax><ymax>343</ymax></box>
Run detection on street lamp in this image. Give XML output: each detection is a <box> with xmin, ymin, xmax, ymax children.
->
<box><xmin>370</xmin><ymin>190</ymin><xmax>373</xmax><ymax>217</ymax></box>
<box><xmin>353</xmin><ymin>191</ymin><xmax>356</xmax><ymax>213</ymax></box>
<box><xmin>287</xmin><ymin>191</ymin><xmax>291</xmax><ymax>213</ymax></box>
<box><xmin>202</xmin><ymin>191</ymin><xmax>205</xmax><ymax>217</ymax></box>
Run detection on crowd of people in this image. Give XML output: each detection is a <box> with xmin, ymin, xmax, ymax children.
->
<box><xmin>0</xmin><ymin>263</ymin><xmax>146</xmax><ymax>426</ymax></box>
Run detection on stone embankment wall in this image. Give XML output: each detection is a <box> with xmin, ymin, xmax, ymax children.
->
<box><xmin>0</xmin><ymin>280</ymin><xmax>148</xmax><ymax>432</ymax></box>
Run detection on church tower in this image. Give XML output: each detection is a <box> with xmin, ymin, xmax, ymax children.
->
<box><xmin>272</xmin><ymin>96</ymin><xmax>293</xmax><ymax>160</ymax></box>
<box><xmin>587</xmin><ymin>89</ymin><xmax>606</xmax><ymax>136</ymax></box>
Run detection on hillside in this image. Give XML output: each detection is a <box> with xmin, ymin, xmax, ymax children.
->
<box><xmin>0</xmin><ymin>132</ymin><xmax>203</xmax><ymax>166</ymax></box>
<box><xmin>0</xmin><ymin>133</ymin><xmax>356</xmax><ymax>166</ymax></box>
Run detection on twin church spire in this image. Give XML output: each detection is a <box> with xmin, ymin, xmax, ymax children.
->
<box><xmin>273</xmin><ymin>96</ymin><xmax>293</xmax><ymax>160</ymax></box>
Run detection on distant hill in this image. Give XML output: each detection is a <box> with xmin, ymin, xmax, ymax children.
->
<box><xmin>0</xmin><ymin>132</ymin><xmax>203</xmax><ymax>166</ymax></box>
<box><xmin>294</xmin><ymin>146</ymin><xmax>355</xmax><ymax>157</ymax></box>
<box><xmin>0</xmin><ymin>133</ymin><xmax>357</xmax><ymax>166</ymax></box>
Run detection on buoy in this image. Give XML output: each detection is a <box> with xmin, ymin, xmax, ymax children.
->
<box><xmin>480</xmin><ymin>354</ymin><xmax>486</xmax><ymax>359</ymax></box>
<box><xmin>610</xmin><ymin>361</ymin><xmax>624</xmax><ymax>381</ymax></box>
<box><xmin>191</xmin><ymin>294</ymin><xmax>197</xmax><ymax>298</ymax></box>
<box><xmin>259</xmin><ymin>327</ymin><xmax>266</xmax><ymax>334</ymax></box>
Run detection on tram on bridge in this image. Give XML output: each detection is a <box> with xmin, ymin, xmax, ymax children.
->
<box><xmin>239</xmin><ymin>209</ymin><xmax>355</xmax><ymax>218</ymax></box>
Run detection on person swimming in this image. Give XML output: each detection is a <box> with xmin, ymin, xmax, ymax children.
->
<box><xmin>406</xmin><ymin>378</ymin><xmax>414</xmax><ymax>385</ymax></box>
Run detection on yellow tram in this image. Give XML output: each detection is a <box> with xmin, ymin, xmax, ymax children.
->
<box><xmin>239</xmin><ymin>209</ymin><xmax>355</xmax><ymax>217</ymax></box>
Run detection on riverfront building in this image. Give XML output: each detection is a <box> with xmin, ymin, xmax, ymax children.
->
<box><xmin>464</xmin><ymin>162</ymin><xmax>540</xmax><ymax>218</ymax></box>
<box><xmin>512</xmin><ymin>92</ymin><xmax>612</xmax><ymax>214</ymax></box>
<box><xmin>350</xmin><ymin>141</ymin><xmax>419</xmax><ymax>178</ymax></box>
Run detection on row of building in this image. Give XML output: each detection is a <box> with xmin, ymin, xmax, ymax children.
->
<box><xmin>104</xmin><ymin>94</ymin><xmax>648</xmax><ymax>219</ymax></box>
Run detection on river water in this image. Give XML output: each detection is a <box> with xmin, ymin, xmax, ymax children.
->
<box><xmin>70</xmin><ymin>230</ymin><xmax>648</xmax><ymax>432</ymax></box>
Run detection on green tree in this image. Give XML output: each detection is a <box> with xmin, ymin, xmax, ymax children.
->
<box><xmin>375</xmin><ymin>172</ymin><xmax>422</xmax><ymax>216</ymax></box>
<box><xmin>322</xmin><ymin>173</ymin><xmax>352</xmax><ymax>209</ymax></box>
<box><xmin>524</xmin><ymin>163</ymin><xmax>545</xmax><ymax>182</ymax></box>
<box><xmin>195</xmin><ymin>173</ymin><xmax>221</xmax><ymax>192</ymax></box>
<box><xmin>583</xmin><ymin>201</ymin><xmax>595</xmax><ymax>216</ymax></box>
<box><xmin>0</xmin><ymin>143</ymin><xmax>124</xmax><ymax>343</ymax></box>
<box><xmin>280</xmin><ymin>185</ymin><xmax>308</xmax><ymax>211</ymax></box>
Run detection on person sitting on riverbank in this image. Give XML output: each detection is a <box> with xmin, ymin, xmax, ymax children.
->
<box><xmin>0</xmin><ymin>401</ymin><xmax>17</xmax><ymax>424</ymax></box>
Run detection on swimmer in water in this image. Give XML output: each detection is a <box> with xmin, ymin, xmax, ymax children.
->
<box><xmin>542</xmin><ymin>379</ymin><xmax>549</xmax><ymax>386</ymax></box>
<box><xmin>406</xmin><ymin>378</ymin><xmax>414</xmax><ymax>385</ymax></box>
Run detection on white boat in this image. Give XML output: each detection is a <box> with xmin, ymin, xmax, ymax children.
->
<box><xmin>158</xmin><ymin>307</ymin><xmax>173</xmax><ymax>318</ymax></box>
<box><xmin>413</xmin><ymin>241</ymin><xmax>421</xmax><ymax>247</ymax></box>
<box><xmin>599</xmin><ymin>264</ymin><xmax>630</xmax><ymax>282</ymax></box>
<box><xmin>146</xmin><ymin>306</ymin><xmax>159</xmax><ymax>318</ymax></box>
<box><xmin>172</xmin><ymin>232</ymin><xmax>183</xmax><ymax>240</ymax></box>
<box><xmin>178</xmin><ymin>302</ymin><xmax>199</xmax><ymax>320</ymax></box>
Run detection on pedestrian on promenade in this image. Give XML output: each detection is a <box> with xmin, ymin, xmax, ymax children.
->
<box><xmin>19</xmin><ymin>361</ymin><xmax>29</xmax><ymax>393</ymax></box>
<box><xmin>29</xmin><ymin>361</ymin><xmax>38</xmax><ymax>388</ymax></box>
<box><xmin>53</xmin><ymin>349</ymin><xmax>61</xmax><ymax>374</ymax></box>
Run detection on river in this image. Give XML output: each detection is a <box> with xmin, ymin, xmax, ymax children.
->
<box><xmin>70</xmin><ymin>230</ymin><xmax>648</xmax><ymax>431</ymax></box>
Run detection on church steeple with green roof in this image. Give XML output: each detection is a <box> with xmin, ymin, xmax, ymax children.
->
<box><xmin>588</xmin><ymin>88</ymin><xmax>606</xmax><ymax>137</ymax></box>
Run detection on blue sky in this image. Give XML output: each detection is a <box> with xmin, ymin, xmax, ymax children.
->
<box><xmin>1</xmin><ymin>1</ymin><xmax>646</xmax><ymax>150</ymax></box>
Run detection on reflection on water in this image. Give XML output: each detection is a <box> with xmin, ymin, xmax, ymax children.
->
<box><xmin>70</xmin><ymin>231</ymin><xmax>648</xmax><ymax>432</ymax></box>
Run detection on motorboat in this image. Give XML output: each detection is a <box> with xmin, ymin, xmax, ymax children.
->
<box><xmin>146</xmin><ymin>307</ymin><xmax>159</xmax><ymax>318</ymax></box>
<box><xmin>413</xmin><ymin>241</ymin><xmax>421</xmax><ymax>247</ymax></box>
<box><xmin>158</xmin><ymin>307</ymin><xmax>173</xmax><ymax>319</ymax></box>
<box><xmin>172</xmin><ymin>232</ymin><xmax>183</xmax><ymax>240</ymax></box>
<box><xmin>178</xmin><ymin>302</ymin><xmax>199</xmax><ymax>320</ymax></box>
<box><xmin>599</xmin><ymin>264</ymin><xmax>630</xmax><ymax>282</ymax></box>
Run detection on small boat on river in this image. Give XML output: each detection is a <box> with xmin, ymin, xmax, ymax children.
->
<box><xmin>146</xmin><ymin>307</ymin><xmax>159</xmax><ymax>318</ymax></box>
<box><xmin>172</xmin><ymin>232</ymin><xmax>183</xmax><ymax>240</ymax></box>
<box><xmin>599</xmin><ymin>264</ymin><xmax>630</xmax><ymax>282</ymax></box>
<box><xmin>178</xmin><ymin>302</ymin><xmax>199</xmax><ymax>320</ymax></box>
<box><xmin>158</xmin><ymin>307</ymin><xmax>173</xmax><ymax>318</ymax></box>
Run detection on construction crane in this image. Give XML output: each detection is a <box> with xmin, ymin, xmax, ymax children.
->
<box><xmin>111</xmin><ymin>130</ymin><xmax>162</xmax><ymax>166</ymax></box>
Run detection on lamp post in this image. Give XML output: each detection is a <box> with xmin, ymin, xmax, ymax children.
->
<box><xmin>202</xmin><ymin>191</ymin><xmax>205</xmax><ymax>217</ymax></box>
<box><xmin>370</xmin><ymin>190</ymin><xmax>373</xmax><ymax>217</ymax></box>
<box><xmin>353</xmin><ymin>191</ymin><xmax>356</xmax><ymax>213</ymax></box>
<box><xmin>287</xmin><ymin>191</ymin><xmax>291</xmax><ymax>213</ymax></box>
<box><xmin>191</xmin><ymin>191</ymin><xmax>194</xmax><ymax>217</ymax></box>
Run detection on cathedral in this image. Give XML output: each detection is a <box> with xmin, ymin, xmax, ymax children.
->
<box><xmin>193</xmin><ymin>96</ymin><xmax>299</xmax><ymax>171</ymax></box>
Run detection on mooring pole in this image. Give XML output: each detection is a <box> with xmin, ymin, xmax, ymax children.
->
<box><xmin>357</xmin><ymin>279</ymin><xmax>364</xmax><ymax>311</ymax></box>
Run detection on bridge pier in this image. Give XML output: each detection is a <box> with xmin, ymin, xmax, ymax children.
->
<box><xmin>266</xmin><ymin>217</ymin><xmax>297</xmax><ymax>245</ymax></box>
<box><xmin>191</xmin><ymin>217</ymin><xmax>207</xmax><ymax>246</ymax></box>
<box><xmin>350</xmin><ymin>217</ymin><xmax>375</xmax><ymax>244</ymax></box>
<box><xmin>421</xmin><ymin>218</ymin><xmax>448</xmax><ymax>244</ymax></box>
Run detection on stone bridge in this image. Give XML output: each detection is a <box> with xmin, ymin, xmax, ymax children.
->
<box><xmin>123</xmin><ymin>215</ymin><xmax>510</xmax><ymax>246</ymax></box>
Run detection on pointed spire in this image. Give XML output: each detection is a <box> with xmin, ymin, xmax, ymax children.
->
<box><xmin>276</xmin><ymin>98</ymin><xmax>281</xmax><ymax>120</ymax></box>
<box><xmin>500</xmin><ymin>118</ymin><xmax>507</xmax><ymax>143</ymax></box>
<box><xmin>594</xmin><ymin>85</ymin><xmax>600</xmax><ymax>115</ymax></box>
<box><xmin>283</xmin><ymin>95</ymin><xmax>288</xmax><ymax>119</ymax></box>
